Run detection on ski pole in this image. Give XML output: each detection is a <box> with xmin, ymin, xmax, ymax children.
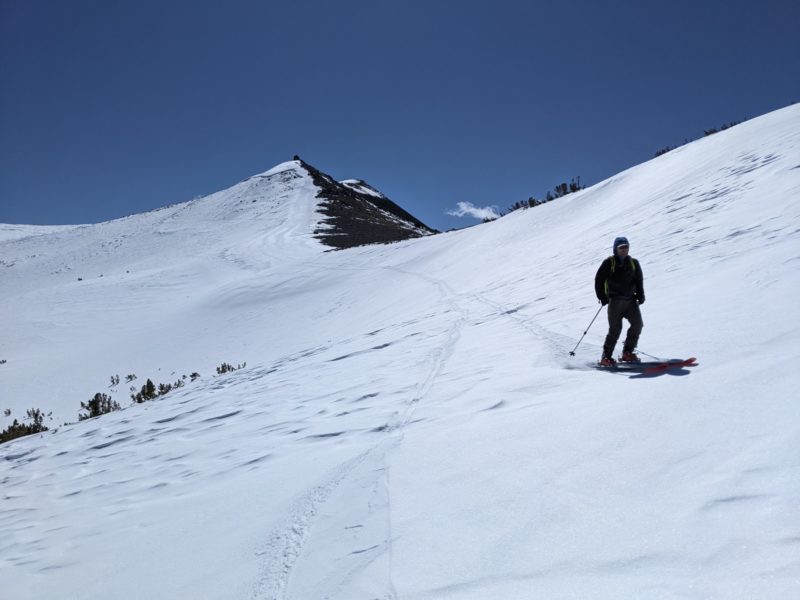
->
<box><xmin>569</xmin><ymin>304</ymin><xmax>605</xmax><ymax>356</ymax></box>
<box><xmin>635</xmin><ymin>349</ymin><xmax>664</xmax><ymax>361</ymax></box>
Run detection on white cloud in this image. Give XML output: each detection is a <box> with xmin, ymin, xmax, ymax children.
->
<box><xmin>446</xmin><ymin>202</ymin><xmax>500</xmax><ymax>221</ymax></box>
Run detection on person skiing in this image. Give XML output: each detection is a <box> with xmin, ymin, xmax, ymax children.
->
<box><xmin>595</xmin><ymin>236</ymin><xmax>645</xmax><ymax>366</ymax></box>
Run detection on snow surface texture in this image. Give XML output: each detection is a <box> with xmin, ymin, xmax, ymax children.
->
<box><xmin>2</xmin><ymin>106</ymin><xmax>800</xmax><ymax>599</ymax></box>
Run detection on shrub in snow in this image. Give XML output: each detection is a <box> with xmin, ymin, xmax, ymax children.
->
<box><xmin>704</xmin><ymin>120</ymin><xmax>742</xmax><ymax>136</ymax></box>
<box><xmin>190</xmin><ymin>372</ymin><xmax>200</xmax><ymax>381</ymax></box>
<box><xmin>506</xmin><ymin>178</ymin><xmax>585</xmax><ymax>215</ymax></box>
<box><xmin>79</xmin><ymin>393</ymin><xmax>121</xmax><ymax>420</ymax></box>
<box><xmin>132</xmin><ymin>379</ymin><xmax>158</xmax><ymax>403</ymax></box>
<box><xmin>0</xmin><ymin>408</ymin><xmax>49</xmax><ymax>444</ymax></box>
<box><xmin>216</xmin><ymin>362</ymin><xmax>246</xmax><ymax>375</ymax></box>
<box><xmin>130</xmin><ymin>375</ymin><xmax>193</xmax><ymax>403</ymax></box>
<box><xmin>654</xmin><ymin>119</ymin><xmax>746</xmax><ymax>157</ymax></box>
<box><xmin>125</xmin><ymin>374</ymin><xmax>137</xmax><ymax>383</ymax></box>
<box><xmin>216</xmin><ymin>362</ymin><xmax>235</xmax><ymax>375</ymax></box>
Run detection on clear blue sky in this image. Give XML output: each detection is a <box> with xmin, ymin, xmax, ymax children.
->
<box><xmin>2</xmin><ymin>0</ymin><xmax>798</xmax><ymax>230</ymax></box>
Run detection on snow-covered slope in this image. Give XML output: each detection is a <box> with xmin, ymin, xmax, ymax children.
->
<box><xmin>1</xmin><ymin>105</ymin><xmax>799</xmax><ymax>599</ymax></box>
<box><xmin>0</xmin><ymin>159</ymin><xmax>430</xmax><ymax>426</ymax></box>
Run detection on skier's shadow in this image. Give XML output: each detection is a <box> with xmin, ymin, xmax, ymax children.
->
<box><xmin>593</xmin><ymin>360</ymin><xmax>698</xmax><ymax>379</ymax></box>
<box><xmin>627</xmin><ymin>366</ymin><xmax>694</xmax><ymax>379</ymax></box>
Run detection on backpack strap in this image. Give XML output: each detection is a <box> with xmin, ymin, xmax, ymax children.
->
<box><xmin>610</xmin><ymin>256</ymin><xmax>636</xmax><ymax>273</ymax></box>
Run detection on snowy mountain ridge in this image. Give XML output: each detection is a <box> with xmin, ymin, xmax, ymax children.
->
<box><xmin>1</xmin><ymin>159</ymin><xmax>433</xmax><ymax>425</ymax></box>
<box><xmin>1</xmin><ymin>105</ymin><xmax>799</xmax><ymax>599</ymax></box>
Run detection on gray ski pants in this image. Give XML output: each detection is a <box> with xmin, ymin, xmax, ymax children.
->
<box><xmin>602</xmin><ymin>297</ymin><xmax>643</xmax><ymax>358</ymax></box>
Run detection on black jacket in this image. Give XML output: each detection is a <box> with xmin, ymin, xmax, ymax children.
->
<box><xmin>595</xmin><ymin>255</ymin><xmax>644</xmax><ymax>302</ymax></box>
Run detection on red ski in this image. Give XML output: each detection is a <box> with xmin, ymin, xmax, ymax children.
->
<box><xmin>594</xmin><ymin>357</ymin><xmax>697</xmax><ymax>373</ymax></box>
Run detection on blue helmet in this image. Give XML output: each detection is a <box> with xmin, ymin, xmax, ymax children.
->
<box><xmin>613</xmin><ymin>236</ymin><xmax>629</xmax><ymax>255</ymax></box>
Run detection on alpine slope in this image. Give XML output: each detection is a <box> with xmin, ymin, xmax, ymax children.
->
<box><xmin>1</xmin><ymin>104</ymin><xmax>799</xmax><ymax>599</ymax></box>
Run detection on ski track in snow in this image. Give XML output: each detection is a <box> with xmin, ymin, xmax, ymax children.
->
<box><xmin>252</xmin><ymin>264</ymin><xmax>470</xmax><ymax>600</ymax></box>
<box><xmin>386</xmin><ymin>266</ymin><xmax>469</xmax><ymax>430</ymax></box>
<box><xmin>251</xmin><ymin>448</ymin><xmax>376</xmax><ymax>600</ymax></box>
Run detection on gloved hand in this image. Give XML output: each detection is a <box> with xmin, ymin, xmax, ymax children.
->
<box><xmin>599</xmin><ymin>298</ymin><xmax>608</xmax><ymax>306</ymax></box>
<box><xmin>638</xmin><ymin>297</ymin><xmax>645</xmax><ymax>305</ymax></box>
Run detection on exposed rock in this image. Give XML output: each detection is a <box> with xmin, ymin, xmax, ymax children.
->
<box><xmin>299</xmin><ymin>160</ymin><xmax>437</xmax><ymax>249</ymax></box>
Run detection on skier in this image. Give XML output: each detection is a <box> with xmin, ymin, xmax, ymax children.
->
<box><xmin>595</xmin><ymin>236</ymin><xmax>645</xmax><ymax>366</ymax></box>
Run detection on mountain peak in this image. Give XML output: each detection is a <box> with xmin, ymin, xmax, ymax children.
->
<box><xmin>256</xmin><ymin>159</ymin><xmax>305</xmax><ymax>178</ymax></box>
<box><xmin>284</xmin><ymin>159</ymin><xmax>436</xmax><ymax>249</ymax></box>
<box><xmin>237</xmin><ymin>157</ymin><xmax>436</xmax><ymax>249</ymax></box>
<box><xmin>237</xmin><ymin>160</ymin><xmax>306</xmax><ymax>186</ymax></box>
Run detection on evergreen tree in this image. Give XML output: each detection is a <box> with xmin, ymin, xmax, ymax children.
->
<box><xmin>79</xmin><ymin>393</ymin><xmax>121</xmax><ymax>420</ymax></box>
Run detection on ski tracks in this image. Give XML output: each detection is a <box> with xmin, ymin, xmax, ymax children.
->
<box><xmin>385</xmin><ymin>266</ymin><xmax>470</xmax><ymax>432</ymax></box>
<box><xmin>470</xmin><ymin>291</ymin><xmax>575</xmax><ymax>359</ymax></box>
<box><xmin>247</xmin><ymin>264</ymin><xmax>571</xmax><ymax>599</ymax></box>
<box><xmin>394</xmin><ymin>267</ymin><xmax>574</xmax><ymax>364</ymax></box>
<box><xmin>390</xmin><ymin>262</ymin><xmax>575</xmax><ymax>363</ymax></box>
<box><xmin>250</xmin><ymin>450</ymin><xmax>375</xmax><ymax>600</ymax></box>
<box><xmin>251</xmin><ymin>265</ymin><xmax>469</xmax><ymax>600</ymax></box>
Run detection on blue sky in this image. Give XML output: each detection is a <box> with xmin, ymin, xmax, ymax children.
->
<box><xmin>1</xmin><ymin>0</ymin><xmax>798</xmax><ymax>230</ymax></box>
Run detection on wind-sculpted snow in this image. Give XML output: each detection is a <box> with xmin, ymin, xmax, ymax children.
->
<box><xmin>2</xmin><ymin>106</ymin><xmax>800</xmax><ymax>598</ymax></box>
